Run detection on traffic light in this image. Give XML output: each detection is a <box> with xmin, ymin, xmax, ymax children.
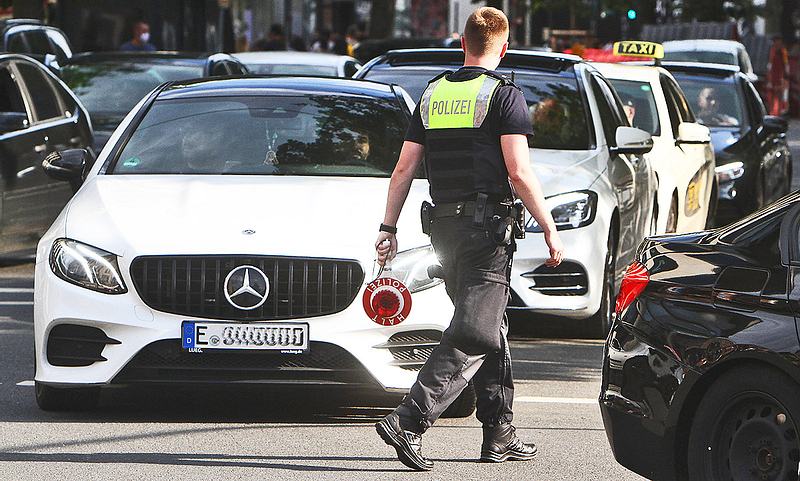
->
<box><xmin>626</xmin><ymin>9</ymin><xmax>637</xmax><ymax>20</ymax></box>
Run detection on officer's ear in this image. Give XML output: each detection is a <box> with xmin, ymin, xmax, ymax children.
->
<box><xmin>461</xmin><ymin>36</ymin><xmax>467</xmax><ymax>53</ymax></box>
<box><xmin>499</xmin><ymin>42</ymin><xmax>509</xmax><ymax>58</ymax></box>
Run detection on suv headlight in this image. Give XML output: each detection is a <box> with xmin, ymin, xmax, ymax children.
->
<box><xmin>715</xmin><ymin>161</ymin><xmax>745</xmax><ymax>184</ymax></box>
<box><xmin>385</xmin><ymin>246</ymin><xmax>443</xmax><ymax>293</ymax></box>
<box><xmin>526</xmin><ymin>191</ymin><xmax>597</xmax><ymax>232</ymax></box>
<box><xmin>50</xmin><ymin>239</ymin><xmax>127</xmax><ymax>294</ymax></box>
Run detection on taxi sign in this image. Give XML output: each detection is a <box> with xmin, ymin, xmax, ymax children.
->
<box><xmin>612</xmin><ymin>41</ymin><xmax>664</xmax><ymax>59</ymax></box>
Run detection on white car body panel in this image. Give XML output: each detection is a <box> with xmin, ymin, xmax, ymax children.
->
<box><xmin>593</xmin><ymin>63</ymin><xmax>715</xmax><ymax>234</ymax></box>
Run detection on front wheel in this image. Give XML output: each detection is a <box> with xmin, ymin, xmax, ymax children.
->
<box><xmin>582</xmin><ymin>229</ymin><xmax>616</xmax><ymax>338</ymax></box>
<box><xmin>687</xmin><ymin>366</ymin><xmax>800</xmax><ymax>481</ymax></box>
<box><xmin>35</xmin><ymin>381</ymin><xmax>100</xmax><ymax>411</ymax></box>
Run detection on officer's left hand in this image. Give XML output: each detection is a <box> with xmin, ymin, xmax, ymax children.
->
<box><xmin>375</xmin><ymin>233</ymin><xmax>397</xmax><ymax>266</ymax></box>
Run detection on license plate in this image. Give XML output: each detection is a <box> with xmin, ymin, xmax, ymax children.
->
<box><xmin>181</xmin><ymin>321</ymin><xmax>309</xmax><ymax>352</ymax></box>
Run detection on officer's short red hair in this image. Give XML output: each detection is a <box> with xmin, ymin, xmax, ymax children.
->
<box><xmin>463</xmin><ymin>7</ymin><xmax>509</xmax><ymax>56</ymax></box>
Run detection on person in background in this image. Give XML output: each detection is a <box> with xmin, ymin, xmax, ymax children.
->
<box><xmin>251</xmin><ymin>24</ymin><xmax>287</xmax><ymax>51</ymax></box>
<box><xmin>120</xmin><ymin>21</ymin><xmax>156</xmax><ymax>52</ymax></box>
<box><xmin>345</xmin><ymin>25</ymin><xmax>361</xmax><ymax>57</ymax></box>
<box><xmin>767</xmin><ymin>35</ymin><xmax>790</xmax><ymax>116</ymax></box>
<box><xmin>312</xmin><ymin>30</ymin><xmax>334</xmax><ymax>53</ymax></box>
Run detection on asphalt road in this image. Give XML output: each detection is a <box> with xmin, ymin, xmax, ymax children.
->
<box><xmin>0</xmin><ymin>120</ymin><xmax>797</xmax><ymax>480</ymax></box>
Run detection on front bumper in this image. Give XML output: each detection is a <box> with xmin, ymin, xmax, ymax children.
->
<box><xmin>34</xmin><ymin>258</ymin><xmax>453</xmax><ymax>392</ymax></box>
<box><xmin>510</xmin><ymin>220</ymin><xmax>607</xmax><ymax>319</ymax></box>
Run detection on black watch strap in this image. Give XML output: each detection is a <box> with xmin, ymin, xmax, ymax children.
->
<box><xmin>379</xmin><ymin>223</ymin><xmax>397</xmax><ymax>234</ymax></box>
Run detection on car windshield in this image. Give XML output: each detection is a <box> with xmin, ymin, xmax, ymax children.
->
<box><xmin>246</xmin><ymin>64</ymin><xmax>338</xmax><ymax>76</ymax></box>
<box><xmin>672</xmin><ymin>75</ymin><xmax>743</xmax><ymax>128</ymax></box>
<box><xmin>663</xmin><ymin>50</ymin><xmax>737</xmax><ymax>66</ymax></box>
<box><xmin>112</xmin><ymin>95</ymin><xmax>407</xmax><ymax>177</ymax></box>
<box><xmin>61</xmin><ymin>61</ymin><xmax>204</xmax><ymax>115</ymax></box>
<box><xmin>364</xmin><ymin>67</ymin><xmax>591</xmax><ymax>150</ymax></box>
<box><xmin>606</xmin><ymin>79</ymin><xmax>660</xmax><ymax>136</ymax></box>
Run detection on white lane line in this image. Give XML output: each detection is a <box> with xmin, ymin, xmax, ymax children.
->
<box><xmin>0</xmin><ymin>301</ymin><xmax>34</xmax><ymax>306</ymax></box>
<box><xmin>16</xmin><ymin>380</ymin><xmax>34</xmax><ymax>387</ymax></box>
<box><xmin>0</xmin><ymin>288</ymin><xmax>34</xmax><ymax>293</ymax></box>
<box><xmin>516</xmin><ymin>396</ymin><xmax>596</xmax><ymax>405</ymax></box>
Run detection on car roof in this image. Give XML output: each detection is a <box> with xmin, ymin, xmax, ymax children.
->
<box><xmin>157</xmin><ymin>76</ymin><xmax>397</xmax><ymax>100</ymax></box>
<box><xmin>659</xmin><ymin>61</ymin><xmax>741</xmax><ymax>77</ymax></box>
<box><xmin>663</xmin><ymin>39</ymin><xmax>745</xmax><ymax>53</ymax></box>
<box><xmin>591</xmin><ymin>62</ymin><xmax>666</xmax><ymax>82</ymax></box>
<box><xmin>63</xmin><ymin>51</ymin><xmax>231</xmax><ymax>66</ymax></box>
<box><xmin>232</xmin><ymin>51</ymin><xmax>356</xmax><ymax>66</ymax></box>
<box><xmin>367</xmin><ymin>48</ymin><xmax>582</xmax><ymax>72</ymax></box>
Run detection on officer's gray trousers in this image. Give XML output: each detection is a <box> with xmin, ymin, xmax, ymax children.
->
<box><xmin>396</xmin><ymin>216</ymin><xmax>514</xmax><ymax>433</ymax></box>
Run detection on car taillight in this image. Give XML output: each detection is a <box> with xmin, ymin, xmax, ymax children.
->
<box><xmin>615</xmin><ymin>261</ymin><xmax>649</xmax><ymax>316</ymax></box>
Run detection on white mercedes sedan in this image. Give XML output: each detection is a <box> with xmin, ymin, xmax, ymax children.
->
<box><xmin>33</xmin><ymin>77</ymin><xmax>460</xmax><ymax>412</ymax></box>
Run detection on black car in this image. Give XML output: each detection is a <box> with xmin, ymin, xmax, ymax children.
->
<box><xmin>601</xmin><ymin>191</ymin><xmax>800</xmax><ymax>481</ymax></box>
<box><xmin>0</xmin><ymin>54</ymin><xmax>93</xmax><ymax>258</ymax></box>
<box><xmin>60</xmin><ymin>52</ymin><xmax>249</xmax><ymax>151</ymax></box>
<box><xmin>1</xmin><ymin>19</ymin><xmax>73</xmax><ymax>65</ymax></box>
<box><xmin>664</xmin><ymin>62</ymin><xmax>792</xmax><ymax>226</ymax></box>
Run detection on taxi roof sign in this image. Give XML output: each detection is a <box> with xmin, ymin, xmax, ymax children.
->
<box><xmin>612</xmin><ymin>41</ymin><xmax>664</xmax><ymax>59</ymax></box>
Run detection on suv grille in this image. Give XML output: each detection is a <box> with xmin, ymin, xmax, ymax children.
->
<box><xmin>129</xmin><ymin>256</ymin><xmax>364</xmax><ymax>320</ymax></box>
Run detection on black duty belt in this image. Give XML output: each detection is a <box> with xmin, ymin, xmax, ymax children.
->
<box><xmin>430</xmin><ymin>201</ymin><xmax>510</xmax><ymax>219</ymax></box>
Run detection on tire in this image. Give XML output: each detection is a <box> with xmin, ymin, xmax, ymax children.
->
<box><xmin>582</xmin><ymin>229</ymin><xmax>616</xmax><ymax>338</ymax></box>
<box><xmin>687</xmin><ymin>366</ymin><xmax>800</xmax><ymax>481</ymax></box>
<box><xmin>666</xmin><ymin>195</ymin><xmax>678</xmax><ymax>233</ymax></box>
<box><xmin>35</xmin><ymin>381</ymin><xmax>100</xmax><ymax>412</ymax></box>
<box><xmin>705</xmin><ymin>180</ymin><xmax>718</xmax><ymax>230</ymax></box>
<box><xmin>442</xmin><ymin>382</ymin><xmax>476</xmax><ymax>418</ymax></box>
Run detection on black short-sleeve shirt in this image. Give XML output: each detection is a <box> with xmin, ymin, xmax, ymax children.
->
<box><xmin>405</xmin><ymin>66</ymin><xmax>532</xmax><ymax>144</ymax></box>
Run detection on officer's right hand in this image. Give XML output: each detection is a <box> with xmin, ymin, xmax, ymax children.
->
<box><xmin>544</xmin><ymin>230</ymin><xmax>564</xmax><ymax>268</ymax></box>
<box><xmin>375</xmin><ymin>233</ymin><xmax>397</xmax><ymax>266</ymax></box>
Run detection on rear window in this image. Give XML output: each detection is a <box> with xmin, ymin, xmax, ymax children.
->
<box><xmin>363</xmin><ymin>67</ymin><xmax>591</xmax><ymax>150</ymax></box>
<box><xmin>663</xmin><ymin>51</ymin><xmax>737</xmax><ymax>66</ymax></box>
<box><xmin>606</xmin><ymin>79</ymin><xmax>660</xmax><ymax>136</ymax></box>
<box><xmin>112</xmin><ymin>95</ymin><xmax>407</xmax><ymax>177</ymax></box>
<box><xmin>246</xmin><ymin>64</ymin><xmax>338</xmax><ymax>76</ymax></box>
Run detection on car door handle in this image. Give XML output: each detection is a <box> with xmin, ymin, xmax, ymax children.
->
<box><xmin>34</xmin><ymin>143</ymin><xmax>47</xmax><ymax>153</ymax></box>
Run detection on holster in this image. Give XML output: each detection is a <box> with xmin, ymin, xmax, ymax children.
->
<box><xmin>490</xmin><ymin>215</ymin><xmax>514</xmax><ymax>245</ymax></box>
<box><xmin>420</xmin><ymin>201</ymin><xmax>433</xmax><ymax>236</ymax></box>
<box><xmin>512</xmin><ymin>200</ymin><xmax>526</xmax><ymax>239</ymax></box>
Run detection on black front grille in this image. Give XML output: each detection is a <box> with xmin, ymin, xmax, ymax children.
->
<box><xmin>47</xmin><ymin>324</ymin><xmax>120</xmax><ymax>367</ymax></box>
<box><xmin>113</xmin><ymin>340</ymin><xmax>376</xmax><ymax>386</ymax></box>
<box><xmin>522</xmin><ymin>261</ymin><xmax>588</xmax><ymax>296</ymax></box>
<box><xmin>374</xmin><ymin>330</ymin><xmax>442</xmax><ymax>371</ymax></box>
<box><xmin>129</xmin><ymin>256</ymin><xmax>364</xmax><ymax>320</ymax></box>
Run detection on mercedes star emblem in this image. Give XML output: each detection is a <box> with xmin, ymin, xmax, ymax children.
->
<box><xmin>224</xmin><ymin>265</ymin><xmax>270</xmax><ymax>310</ymax></box>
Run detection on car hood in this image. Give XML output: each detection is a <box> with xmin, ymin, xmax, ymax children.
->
<box><xmin>529</xmin><ymin>148</ymin><xmax>603</xmax><ymax>196</ymax></box>
<box><xmin>64</xmin><ymin>175</ymin><xmax>432</xmax><ymax>267</ymax></box>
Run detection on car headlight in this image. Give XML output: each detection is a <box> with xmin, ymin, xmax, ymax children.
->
<box><xmin>386</xmin><ymin>246</ymin><xmax>443</xmax><ymax>293</ymax></box>
<box><xmin>526</xmin><ymin>191</ymin><xmax>597</xmax><ymax>232</ymax></box>
<box><xmin>50</xmin><ymin>239</ymin><xmax>127</xmax><ymax>294</ymax></box>
<box><xmin>715</xmin><ymin>161</ymin><xmax>744</xmax><ymax>183</ymax></box>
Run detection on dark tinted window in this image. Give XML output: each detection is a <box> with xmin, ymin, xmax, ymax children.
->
<box><xmin>672</xmin><ymin>74</ymin><xmax>744</xmax><ymax>128</ymax></box>
<box><xmin>25</xmin><ymin>30</ymin><xmax>53</xmax><ymax>55</ymax></box>
<box><xmin>113</xmin><ymin>95</ymin><xmax>407</xmax><ymax>177</ymax></box>
<box><xmin>663</xmin><ymin>50</ymin><xmax>737</xmax><ymax>65</ymax></box>
<box><xmin>344</xmin><ymin>61</ymin><xmax>360</xmax><ymax>77</ymax></box>
<box><xmin>590</xmin><ymin>76</ymin><xmax>620</xmax><ymax>146</ymax></box>
<box><xmin>0</xmin><ymin>64</ymin><xmax>26</xmax><ymax>114</ymax></box>
<box><xmin>210</xmin><ymin>62</ymin><xmax>229</xmax><ymax>76</ymax></box>
<box><xmin>6</xmin><ymin>32</ymin><xmax>26</xmax><ymax>52</ymax></box>
<box><xmin>608</xmin><ymin>79</ymin><xmax>660</xmax><ymax>136</ymax></box>
<box><xmin>247</xmin><ymin>64</ymin><xmax>338</xmax><ymax>76</ymax></box>
<box><xmin>62</xmin><ymin>61</ymin><xmax>203</xmax><ymax>115</ymax></box>
<box><xmin>229</xmin><ymin>62</ymin><xmax>248</xmax><ymax>75</ymax></box>
<box><xmin>667</xmin><ymin>78</ymin><xmax>695</xmax><ymax>123</ymax></box>
<box><xmin>744</xmin><ymin>81</ymin><xmax>765</xmax><ymax>126</ymax></box>
<box><xmin>16</xmin><ymin>62</ymin><xmax>62</xmax><ymax>121</ymax></box>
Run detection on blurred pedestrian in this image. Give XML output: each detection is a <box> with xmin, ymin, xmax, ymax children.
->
<box><xmin>345</xmin><ymin>25</ymin><xmax>361</xmax><ymax>57</ymax></box>
<box><xmin>311</xmin><ymin>30</ymin><xmax>334</xmax><ymax>53</ymax></box>
<box><xmin>120</xmin><ymin>21</ymin><xmax>156</xmax><ymax>52</ymax></box>
<box><xmin>767</xmin><ymin>35</ymin><xmax>790</xmax><ymax>116</ymax></box>
<box><xmin>251</xmin><ymin>24</ymin><xmax>287</xmax><ymax>51</ymax></box>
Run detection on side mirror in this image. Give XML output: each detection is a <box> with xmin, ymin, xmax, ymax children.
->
<box><xmin>0</xmin><ymin>112</ymin><xmax>28</xmax><ymax>134</ymax></box>
<box><xmin>43</xmin><ymin>53</ymin><xmax>61</xmax><ymax>75</ymax></box>
<box><xmin>611</xmin><ymin>126</ymin><xmax>653</xmax><ymax>156</ymax></box>
<box><xmin>42</xmin><ymin>149</ymin><xmax>89</xmax><ymax>182</ymax></box>
<box><xmin>677</xmin><ymin>122</ymin><xmax>711</xmax><ymax>144</ymax></box>
<box><xmin>763</xmin><ymin>115</ymin><xmax>788</xmax><ymax>134</ymax></box>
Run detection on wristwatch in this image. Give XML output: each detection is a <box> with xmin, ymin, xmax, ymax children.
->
<box><xmin>379</xmin><ymin>223</ymin><xmax>397</xmax><ymax>234</ymax></box>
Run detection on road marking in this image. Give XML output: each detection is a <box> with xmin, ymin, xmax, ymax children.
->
<box><xmin>515</xmin><ymin>396</ymin><xmax>596</xmax><ymax>405</ymax></box>
<box><xmin>0</xmin><ymin>301</ymin><xmax>34</xmax><ymax>306</ymax></box>
<box><xmin>0</xmin><ymin>288</ymin><xmax>34</xmax><ymax>293</ymax></box>
<box><xmin>16</xmin><ymin>380</ymin><xmax>34</xmax><ymax>387</ymax></box>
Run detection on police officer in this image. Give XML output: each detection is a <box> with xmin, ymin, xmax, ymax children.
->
<box><xmin>373</xmin><ymin>7</ymin><xmax>563</xmax><ymax>471</ymax></box>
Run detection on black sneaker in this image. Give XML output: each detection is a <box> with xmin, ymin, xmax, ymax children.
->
<box><xmin>480</xmin><ymin>423</ymin><xmax>537</xmax><ymax>463</ymax></box>
<box><xmin>376</xmin><ymin>411</ymin><xmax>434</xmax><ymax>471</ymax></box>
